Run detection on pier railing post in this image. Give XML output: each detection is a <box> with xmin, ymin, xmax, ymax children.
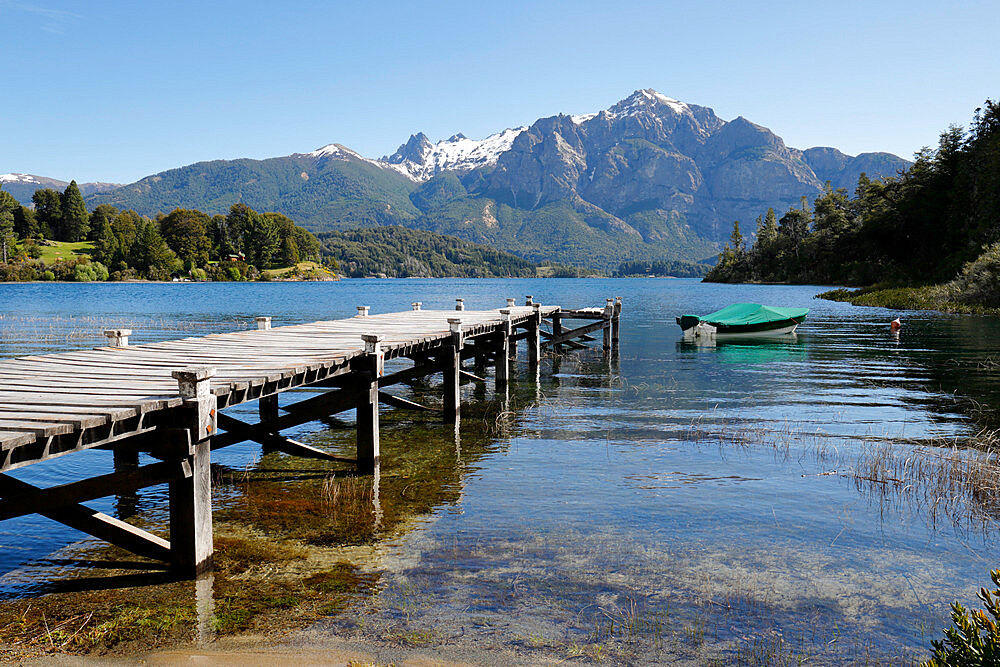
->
<box><xmin>496</xmin><ymin>309</ymin><xmax>511</xmax><ymax>391</ymax></box>
<box><xmin>355</xmin><ymin>335</ymin><xmax>382</xmax><ymax>474</ymax></box>
<box><xmin>443</xmin><ymin>318</ymin><xmax>463</xmax><ymax>424</ymax></box>
<box><xmin>527</xmin><ymin>304</ymin><xmax>541</xmax><ymax>369</ymax></box>
<box><xmin>255</xmin><ymin>316</ymin><xmax>271</xmax><ymax>330</ymax></box>
<box><xmin>603</xmin><ymin>299</ymin><xmax>614</xmax><ymax>351</ymax></box>
<box><xmin>169</xmin><ymin>367</ymin><xmax>217</xmax><ymax>577</ymax></box>
<box><xmin>103</xmin><ymin>329</ymin><xmax>131</xmax><ymax>347</ymax></box>
<box><xmin>455</xmin><ymin>298</ymin><xmax>465</xmax><ymax>311</ymax></box>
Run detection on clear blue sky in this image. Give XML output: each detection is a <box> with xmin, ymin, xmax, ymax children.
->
<box><xmin>1</xmin><ymin>0</ymin><xmax>997</xmax><ymax>184</ymax></box>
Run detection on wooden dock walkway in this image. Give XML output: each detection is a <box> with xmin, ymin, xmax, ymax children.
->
<box><xmin>0</xmin><ymin>297</ymin><xmax>621</xmax><ymax>577</ymax></box>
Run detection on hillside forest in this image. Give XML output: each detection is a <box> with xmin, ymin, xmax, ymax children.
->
<box><xmin>0</xmin><ymin>185</ymin><xmax>324</xmax><ymax>281</ymax></box>
<box><xmin>706</xmin><ymin>99</ymin><xmax>1000</xmax><ymax>309</ymax></box>
<box><xmin>0</xmin><ymin>184</ymin><xmax>553</xmax><ymax>281</ymax></box>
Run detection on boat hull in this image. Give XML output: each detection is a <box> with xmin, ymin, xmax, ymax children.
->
<box><xmin>712</xmin><ymin>321</ymin><xmax>800</xmax><ymax>337</ymax></box>
<box><xmin>677</xmin><ymin>317</ymin><xmax>802</xmax><ymax>338</ymax></box>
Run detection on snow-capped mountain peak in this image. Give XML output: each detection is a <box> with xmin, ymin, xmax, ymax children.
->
<box><xmin>571</xmin><ymin>89</ymin><xmax>694</xmax><ymax>125</ymax></box>
<box><xmin>0</xmin><ymin>173</ymin><xmax>43</xmax><ymax>184</ymax></box>
<box><xmin>384</xmin><ymin>127</ymin><xmax>527</xmax><ymax>181</ymax></box>
<box><xmin>307</xmin><ymin>143</ymin><xmax>366</xmax><ymax>160</ymax></box>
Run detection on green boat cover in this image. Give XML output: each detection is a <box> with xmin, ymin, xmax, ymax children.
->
<box><xmin>688</xmin><ymin>303</ymin><xmax>809</xmax><ymax>327</ymax></box>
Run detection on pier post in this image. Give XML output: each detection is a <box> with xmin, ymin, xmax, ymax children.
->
<box><xmin>603</xmin><ymin>299</ymin><xmax>614</xmax><ymax>351</ymax></box>
<box><xmin>259</xmin><ymin>394</ymin><xmax>279</xmax><ymax>422</ymax></box>
<box><xmin>257</xmin><ymin>317</ymin><xmax>278</xmax><ymax>453</ymax></box>
<box><xmin>112</xmin><ymin>446</ymin><xmax>139</xmax><ymax>519</ymax></box>
<box><xmin>527</xmin><ymin>304</ymin><xmax>541</xmax><ymax>369</ymax></box>
<box><xmin>552</xmin><ymin>309</ymin><xmax>563</xmax><ymax>353</ymax></box>
<box><xmin>169</xmin><ymin>367</ymin><xmax>217</xmax><ymax>576</ymax></box>
<box><xmin>355</xmin><ymin>335</ymin><xmax>382</xmax><ymax>474</ymax></box>
<box><xmin>506</xmin><ymin>299</ymin><xmax>518</xmax><ymax>359</ymax></box>
<box><xmin>443</xmin><ymin>318</ymin><xmax>463</xmax><ymax>424</ymax></box>
<box><xmin>103</xmin><ymin>329</ymin><xmax>131</xmax><ymax>347</ymax></box>
<box><xmin>411</xmin><ymin>302</ymin><xmax>422</xmax><ymax>311</ymax></box>
<box><xmin>525</xmin><ymin>295</ymin><xmax>534</xmax><ymax>306</ymax></box>
<box><xmin>612</xmin><ymin>297</ymin><xmax>622</xmax><ymax>350</ymax></box>
<box><xmin>455</xmin><ymin>298</ymin><xmax>465</xmax><ymax>311</ymax></box>
<box><xmin>357</xmin><ymin>306</ymin><xmax>370</xmax><ymax>317</ymax></box>
<box><xmin>496</xmin><ymin>309</ymin><xmax>511</xmax><ymax>391</ymax></box>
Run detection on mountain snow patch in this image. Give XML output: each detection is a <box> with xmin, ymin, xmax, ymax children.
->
<box><xmin>386</xmin><ymin>127</ymin><xmax>526</xmax><ymax>181</ymax></box>
<box><xmin>0</xmin><ymin>173</ymin><xmax>42</xmax><ymax>184</ymax></box>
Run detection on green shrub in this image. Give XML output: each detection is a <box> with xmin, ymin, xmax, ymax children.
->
<box><xmin>947</xmin><ymin>243</ymin><xmax>1000</xmax><ymax>308</ymax></box>
<box><xmin>41</xmin><ymin>270</ymin><xmax>55</xmax><ymax>281</ymax></box>
<box><xmin>74</xmin><ymin>262</ymin><xmax>97</xmax><ymax>282</ymax></box>
<box><xmin>24</xmin><ymin>241</ymin><xmax>43</xmax><ymax>259</ymax></box>
<box><xmin>924</xmin><ymin>569</ymin><xmax>1000</xmax><ymax>666</ymax></box>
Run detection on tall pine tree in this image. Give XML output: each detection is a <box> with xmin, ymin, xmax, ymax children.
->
<box><xmin>60</xmin><ymin>181</ymin><xmax>90</xmax><ymax>242</ymax></box>
<box><xmin>0</xmin><ymin>190</ymin><xmax>18</xmax><ymax>263</ymax></box>
<box><xmin>31</xmin><ymin>188</ymin><xmax>61</xmax><ymax>239</ymax></box>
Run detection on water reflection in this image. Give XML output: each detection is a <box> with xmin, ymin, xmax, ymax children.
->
<box><xmin>0</xmin><ymin>280</ymin><xmax>998</xmax><ymax>663</ymax></box>
<box><xmin>677</xmin><ymin>334</ymin><xmax>808</xmax><ymax>365</ymax></box>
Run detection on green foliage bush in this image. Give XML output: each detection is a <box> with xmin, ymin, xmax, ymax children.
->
<box><xmin>924</xmin><ymin>569</ymin><xmax>1000</xmax><ymax>666</ymax></box>
<box><xmin>946</xmin><ymin>243</ymin><xmax>1000</xmax><ymax>309</ymax></box>
<box><xmin>0</xmin><ymin>261</ymin><xmax>39</xmax><ymax>281</ymax></box>
<box><xmin>41</xmin><ymin>269</ymin><xmax>55</xmax><ymax>281</ymax></box>
<box><xmin>73</xmin><ymin>261</ymin><xmax>109</xmax><ymax>282</ymax></box>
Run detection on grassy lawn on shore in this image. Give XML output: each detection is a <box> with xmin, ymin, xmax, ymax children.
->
<box><xmin>260</xmin><ymin>261</ymin><xmax>338</xmax><ymax>280</ymax></box>
<box><xmin>36</xmin><ymin>240</ymin><xmax>94</xmax><ymax>263</ymax></box>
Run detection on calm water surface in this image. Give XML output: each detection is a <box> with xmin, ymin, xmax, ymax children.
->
<box><xmin>1</xmin><ymin>279</ymin><xmax>999</xmax><ymax>663</ymax></box>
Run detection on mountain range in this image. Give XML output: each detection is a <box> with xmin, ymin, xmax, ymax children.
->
<box><xmin>0</xmin><ymin>173</ymin><xmax>120</xmax><ymax>204</ymax></box>
<box><xmin>9</xmin><ymin>90</ymin><xmax>911</xmax><ymax>268</ymax></box>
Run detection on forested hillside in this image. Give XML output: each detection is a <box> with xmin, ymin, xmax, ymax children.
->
<box><xmin>705</xmin><ymin>99</ymin><xmax>1000</xmax><ymax>309</ymax></box>
<box><xmin>0</xmin><ymin>181</ymin><xmax>322</xmax><ymax>281</ymax></box>
<box><xmin>317</xmin><ymin>226</ymin><xmax>537</xmax><ymax>278</ymax></box>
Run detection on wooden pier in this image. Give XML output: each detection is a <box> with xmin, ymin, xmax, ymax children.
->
<box><xmin>0</xmin><ymin>297</ymin><xmax>621</xmax><ymax>577</ymax></box>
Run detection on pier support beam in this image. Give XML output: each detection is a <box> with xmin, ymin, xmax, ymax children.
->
<box><xmin>442</xmin><ymin>318</ymin><xmax>463</xmax><ymax>424</ymax></box>
<box><xmin>355</xmin><ymin>335</ymin><xmax>382</xmax><ymax>474</ymax></box>
<box><xmin>169</xmin><ymin>367</ymin><xmax>217</xmax><ymax>577</ymax></box>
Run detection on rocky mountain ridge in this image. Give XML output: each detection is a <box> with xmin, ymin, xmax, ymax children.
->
<box><xmin>76</xmin><ymin>89</ymin><xmax>911</xmax><ymax>268</ymax></box>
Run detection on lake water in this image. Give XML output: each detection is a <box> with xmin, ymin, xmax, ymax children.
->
<box><xmin>1</xmin><ymin>279</ymin><xmax>998</xmax><ymax>663</ymax></box>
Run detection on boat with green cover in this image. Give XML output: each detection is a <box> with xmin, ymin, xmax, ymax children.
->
<box><xmin>676</xmin><ymin>303</ymin><xmax>808</xmax><ymax>337</ymax></box>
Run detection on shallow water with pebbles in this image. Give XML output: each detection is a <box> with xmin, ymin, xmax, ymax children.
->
<box><xmin>1</xmin><ymin>279</ymin><xmax>999</xmax><ymax>663</ymax></box>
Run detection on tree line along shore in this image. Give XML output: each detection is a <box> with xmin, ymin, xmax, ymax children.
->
<box><xmin>705</xmin><ymin>98</ymin><xmax>1000</xmax><ymax>313</ymax></box>
<box><xmin>0</xmin><ymin>186</ymin><xmax>602</xmax><ymax>282</ymax></box>
<box><xmin>0</xmin><ymin>181</ymin><xmax>706</xmax><ymax>282</ymax></box>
